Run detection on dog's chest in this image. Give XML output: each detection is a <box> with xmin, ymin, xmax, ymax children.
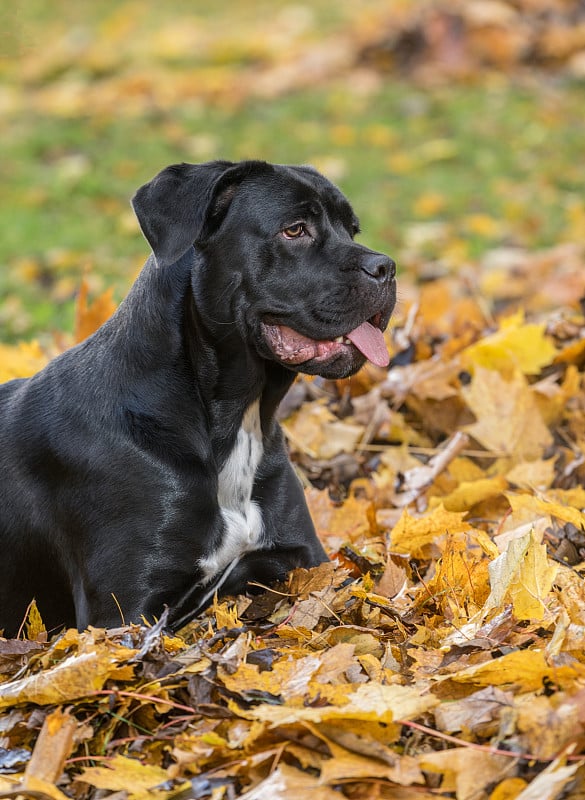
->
<box><xmin>200</xmin><ymin>400</ymin><xmax>264</xmax><ymax>579</ymax></box>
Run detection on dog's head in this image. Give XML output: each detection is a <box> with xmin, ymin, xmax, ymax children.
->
<box><xmin>132</xmin><ymin>160</ymin><xmax>396</xmax><ymax>379</ymax></box>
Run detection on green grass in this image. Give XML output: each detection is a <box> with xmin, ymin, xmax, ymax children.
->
<box><xmin>1</xmin><ymin>2</ymin><xmax>585</xmax><ymax>340</ymax></box>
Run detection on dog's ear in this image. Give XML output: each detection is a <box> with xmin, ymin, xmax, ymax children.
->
<box><xmin>132</xmin><ymin>160</ymin><xmax>272</xmax><ymax>268</ymax></box>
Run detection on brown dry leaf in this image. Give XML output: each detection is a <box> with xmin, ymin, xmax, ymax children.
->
<box><xmin>375</xmin><ymin>553</ymin><xmax>408</xmax><ymax>599</ymax></box>
<box><xmin>24</xmin><ymin>708</ymin><xmax>77</xmax><ymax>784</ymax></box>
<box><xmin>434</xmin><ymin>686</ymin><xmax>514</xmax><ymax>734</ymax></box>
<box><xmin>305</xmin><ymin>488</ymin><xmax>377</xmax><ymax>553</ymax></box>
<box><xmin>512</xmin><ymin>750</ymin><xmax>582</xmax><ymax>800</ymax></box>
<box><xmin>314</xmin><ymin>643</ymin><xmax>357</xmax><ymax>684</ymax></box>
<box><xmin>287</xmin><ymin>560</ymin><xmax>347</xmax><ymax>597</ymax></box>
<box><xmin>514</xmin><ymin>693</ymin><xmax>582</xmax><ymax>760</ymax></box>
<box><xmin>419</xmin><ymin>749</ymin><xmax>510</xmax><ymax>800</ymax></box>
<box><xmin>319</xmin><ymin>741</ymin><xmax>424</xmax><ymax>787</ymax></box>
<box><xmin>282</xmin><ymin>400</ymin><xmax>364</xmax><ymax>459</ymax></box>
<box><xmin>239</xmin><ymin>764</ymin><xmax>341</xmax><ymax>800</ymax></box>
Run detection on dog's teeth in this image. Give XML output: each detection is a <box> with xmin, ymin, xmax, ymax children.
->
<box><xmin>335</xmin><ymin>336</ymin><xmax>344</xmax><ymax>343</ymax></box>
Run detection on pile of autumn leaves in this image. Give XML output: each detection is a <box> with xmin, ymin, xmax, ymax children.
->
<box><xmin>1</xmin><ymin>243</ymin><xmax>585</xmax><ymax>799</ymax></box>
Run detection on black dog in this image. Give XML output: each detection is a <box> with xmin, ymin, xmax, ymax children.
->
<box><xmin>0</xmin><ymin>160</ymin><xmax>395</xmax><ymax>636</ymax></box>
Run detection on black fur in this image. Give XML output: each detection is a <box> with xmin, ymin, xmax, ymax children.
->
<box><xmin>0</xmin><ymin>160</ymin><xmax>395</xmax><ymax>635</ymax></box>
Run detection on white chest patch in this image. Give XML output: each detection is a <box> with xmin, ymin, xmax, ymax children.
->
<box><xmin>199</xmin><ymin>400</ymin><xmax>264</xmax><ymax>581</ymax></box>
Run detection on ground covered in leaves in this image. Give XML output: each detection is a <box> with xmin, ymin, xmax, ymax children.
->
<box><xmin>2</xmin><ymin>241</ymin><xmax>585</xmax><ymax>799</ymax></box>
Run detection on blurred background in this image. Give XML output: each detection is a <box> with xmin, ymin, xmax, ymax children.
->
<box><xmin>1</xmin><ymin>0</ymin><xmax>584</xmax><ymax>341</ymax></box>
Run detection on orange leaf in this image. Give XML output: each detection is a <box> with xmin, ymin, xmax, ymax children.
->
<box><xmin>74</xmin><ymin>279</ymin><xmax>117</xmax><ymax>343</ymax></box>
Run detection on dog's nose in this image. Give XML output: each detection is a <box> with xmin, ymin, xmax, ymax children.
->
<box><xmin>361</xmin><ymin>253</ymin><xmax>396</xmax><ymax>283</ymax></box>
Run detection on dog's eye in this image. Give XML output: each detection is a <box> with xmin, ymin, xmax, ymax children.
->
<box><xmin>282</xmin><ymin>223</ymin><xmax>306</xmax><ymax>239</ymax></box>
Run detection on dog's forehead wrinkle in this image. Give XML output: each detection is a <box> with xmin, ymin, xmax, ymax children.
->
<box><xmin>275</xmin><ymin>164</ymin><xmax>357</xmax><ymax>229</ymax></box>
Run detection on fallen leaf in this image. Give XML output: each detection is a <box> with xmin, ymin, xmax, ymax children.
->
<box><xmin>239</xmin><ymin>764</ymin><xmax>341</xmax><ymax>800</ymax></box>
<box><xmin>419</xmin><ymin>748</ymin><xmax>510</xmax><ymax>800</ymax></box>
<box><xmin>0</xmin><ymin>642</ymin><xmax>135</xmax><ymax>708</ymax></box>
<box><xmin>463</xmin><ymin>367</ymin><xmax>552</xmax><ymax>459</ymax></box>
<box><xmin>80</xmin><ymin>754</ymin><xmax>173</xmax><ymax>796</ymax></box>
<box><xmin>74</xmin><ymin>279</ymin><xmax>117</xmax><ymax>343</ymax></box>
<box><xmin>390</xmin><ymin>505</ymin><xmax>472</xmax><ymax>557</ymax></box>
<box><xmin>461</xmin><ymin>311</ymin><xmax>557</xmax><ymax>376</ymax></box>
<box><xmin>512</xmin><ymin>750</ymin><xmax>582</xmax><ymax>800</ymax></box>
<box><xmin>0</xmin><ymin>341</ymin><xmax>48</xmax><ymax>381</ymax></box>
<box><xmin>24</xmin><ymin>708</ymin><xmax>77</xmax><ymax>783</ymax></box>
<box><xmin>234</xmin><ymin>682</ymin><xmax>438</xmax><ymax>726</ymax></box>
<box><xmin>446</xmin><ymin>649</ymin><xmax>585</xmax><ymax>693</ymax></box>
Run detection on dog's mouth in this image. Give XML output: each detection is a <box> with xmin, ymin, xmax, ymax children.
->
<box><xmin>261</xmin><ymin>313</ymin><xmax>390</xmax><ymax>368</ymax></box>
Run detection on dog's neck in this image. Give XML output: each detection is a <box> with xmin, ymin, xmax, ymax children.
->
<box><xmin>107</xmin><ymin>252</ymin><xmax>295</xmax><ymax>463</ymax></box>
<box><xmin>183</xmin><ymin>274</ymin><xmax>294</xmax><ymax>461</ymax></box>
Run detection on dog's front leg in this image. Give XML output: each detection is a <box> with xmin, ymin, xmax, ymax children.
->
<box><xmin>73</xmin><ymin>510</ymin><xmax>226</xmax><ymax>631</ymax></box>
<box><xmin>216</xmin><ymin>449</ymin><xmax>329</xmax><ymax>597</ymax></box>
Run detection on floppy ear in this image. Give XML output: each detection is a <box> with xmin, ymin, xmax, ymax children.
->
<box><xmin>131</xmin><ymin>160</ymin><xmax>273</xmax><ymax>268</ymax></box>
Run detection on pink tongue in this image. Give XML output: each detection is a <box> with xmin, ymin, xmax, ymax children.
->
<box><xmin>346</xmin><ymin>321</ymin><xmax>390</xmax><ymax>367</ymax></box>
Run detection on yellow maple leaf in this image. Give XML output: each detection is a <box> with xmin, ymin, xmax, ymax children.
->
<box><xmin>481</xmin><ymin>529</ymin><xmax>557</xmax><ymax>622</ymax></box>
<box><xmin>461</xmin><ymin>310</ymin><xmax>557</xmax><ymax>376</ymax></box>
<box><xmin>506</xmin><ymin>492</ymin><xmax>585</xmax><ymax>530</ymax></box>
<box><xmin>508</xmin><ymin>531</ymin><xmax>558</xmax><ymax>621</ymax></box>
<box><xmin>390</xmin><ymin>505</ymin><xmax>472</xmax><ymax>557</ymax></box>
<box><xmin>447</xmin><ymin>649</ymin><xmax>585</xmax><ymax>692</ymax></box>
<box><xmin>441</xmin><ymin>475</ymin><xmax>508</xmax><ymax>512</ymax></box>
<box><xmin>0</xmin><ymin>341</ymin><xmax>48</xmax><ymax>381</ymax></box>
<box><xmin>423</xmin><ymin>535</ymin><xmax>491</xmax><ymax>618</ymax></box>
<box><xmin>24</xmin><ymin>599</ymin><xmax>46</xmax><ymax>640</ymax></box>
<box><xmin>463</xmin><ymin>367</ymin><xmax>552</xmax><ymax>459</ymax></box>
<box><xmin>0</xmin><ymin>641</ymin><xmax>135</xmax><ymax>708</ymax></box>
<box><xmin>81</xmin><ymin>754</ymin><xmax>173</xmax><ymax>795</ymax></box>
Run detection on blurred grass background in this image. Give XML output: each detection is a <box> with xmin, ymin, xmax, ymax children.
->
<box><xmin>1</xmin><ymin>0</ymin><xmax>584</xmax><ymax>340</ymax></box>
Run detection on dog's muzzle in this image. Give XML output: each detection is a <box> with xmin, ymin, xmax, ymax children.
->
<box><xmin>262</xmin><ymin>314</ymin><xmax>390</xmax><ymax>368</ymax></box>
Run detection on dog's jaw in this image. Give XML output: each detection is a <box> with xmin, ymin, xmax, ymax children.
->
<box><xmin>260</xmin><ymin>314</ymin><xmax>390</xmax><ymax>378</ymax></box>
